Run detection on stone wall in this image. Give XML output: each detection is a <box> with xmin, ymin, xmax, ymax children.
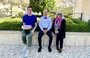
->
<box><xmin>0</xmin><ymin>31</ymin><xmax>90</xmax><ymax>47</ymax></box>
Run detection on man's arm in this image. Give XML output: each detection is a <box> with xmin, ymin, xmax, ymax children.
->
<box><xmin>44</xmin><ymin>18</ymin><xmax>52</xmax><ymax>33</ymax></box>
<box><xmin>32</xmin><ymin>16</ymin><xmax>37</xmax><ymax>32</ymax></box>
<box><xmin>32</xmin><ymin>22</ymin><xmax>37</xmax><ymax>31</ymax></box>
<box><xmin>22</xmin><ymin>15</ymin><xmax>25</xmax><ymax>25</ymax></box>
<box><xmin>47</xmin><ymin>18</ymin><xmax>52</xmax><ymax>31</ymax></box>
<box><xmin>39</xmin><ymin>18</ymin><xmax>44</xmax><ymax>31</ymax></box>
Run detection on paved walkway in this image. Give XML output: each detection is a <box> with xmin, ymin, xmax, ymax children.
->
<box><xmin>0</xmin><ymin>45</ymin><xmax>90</xmax><ymax>58</ymax></box>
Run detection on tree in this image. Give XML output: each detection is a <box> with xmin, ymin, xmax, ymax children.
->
<box><xmin>30</xmin><ymin>0</ymin><xmax>55</xmax><ymax>14</ymax></box>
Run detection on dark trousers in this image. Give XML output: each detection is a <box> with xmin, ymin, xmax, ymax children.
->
<box><xmin>38</xmin><ymin>30</ymin><xmax>53</xmax><ymax>48</ymax></box>
<box><xmin>56</xmin><ymin>34</ymin><xmax>64</xmax><ymax>49</ymax></box>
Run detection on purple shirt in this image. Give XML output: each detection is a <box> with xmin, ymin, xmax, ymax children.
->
<box><xmin>22</xmin><ymin>14</ymin><xmax>37</xmax><ymax>28</ymax></box>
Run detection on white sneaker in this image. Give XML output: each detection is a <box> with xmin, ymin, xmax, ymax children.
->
<box><xmin>21</xmin><ymin>45</ymin><xmax>28</xmax><ymax>58</ymax></box>
<box><xmin>24</xmin><ymin>49</ymin><xmax>29</xmax><ymax>58</ymax></box>
<box><xmin>23</xmin><ymin>45</ymin><xmax>28</xmax><ymax>52</ymax></box>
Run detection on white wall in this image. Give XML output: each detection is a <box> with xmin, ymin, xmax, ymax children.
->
<box><xmin>73</xmin><ymin>0</ymin><xmax>90</xmax><ymax>21</ymax></box>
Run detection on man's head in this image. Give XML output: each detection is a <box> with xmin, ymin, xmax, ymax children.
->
<box><xmin>43</xmin><ymin>9</ymin><xmax>48</xmax><ymax>16</ymax></box>
<box><xmin>27</xmin><ymin>6</ymin><xmax>32</xmax><ymax>15</ymax></box>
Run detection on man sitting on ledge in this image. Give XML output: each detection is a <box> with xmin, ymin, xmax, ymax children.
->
<box><xmin>38</xmin><ymin>9</ymin><xmax>53</xmax><ymax>52</ymax></box>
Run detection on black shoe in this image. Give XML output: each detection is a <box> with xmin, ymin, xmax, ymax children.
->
<box><xmin>56</xmin><ymin>46</ymin><xmax>59</xmax><ymax>51</ymax></box>
<box><xmin>59</xmin><ymin>49</ymin><xmax>62</xmax><ymax>53</ymax></box>
<box><xmin>38</xmin><ymin>47</ymin><xmax>42</xmax><ymax>52</ymax></box>
<box><xmin>48</xmin><ymin>47</ymin><xmax>52</xmax><ymax>52</ymax></box>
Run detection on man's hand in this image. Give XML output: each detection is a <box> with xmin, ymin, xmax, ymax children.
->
<box><xmin>32</xmin><ymin>30</ymin><xmax>34</xmax><ymax>35</ymax></box>
<box><xmin>45</xmin><ymin>30</ymin><xmax>48</xmax><ymax>33</ymax></box>
<box><xmin>43</xmin><ymin>30</ymin><xmax>46</xmax><ymax>33</ymax></box>
<box><xmin>43</xmin><ymin>30</ymin><xmax>48</xmax><ymax>34</ymax></box>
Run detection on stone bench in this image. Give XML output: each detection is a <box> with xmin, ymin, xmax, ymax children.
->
<box><xmin>0</xmin><ymin>31</ymin><xmax>90</xmax><ymax>47</ymax></box>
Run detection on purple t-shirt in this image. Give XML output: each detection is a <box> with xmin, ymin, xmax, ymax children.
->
<box><xmin>22</xmin><ymin>14</ymin><xmax>37</xmax><ymax>28</ymax></box>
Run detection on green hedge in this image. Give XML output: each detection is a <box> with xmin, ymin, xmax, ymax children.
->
<box><xmin>0</xmin><ymin>17</ymin><xmax>22</xmax><ymax>31</ymax></box>
<box><xmin>0</xmin><ymin>17</ymin><xmax>90</xmax><ymax>32</ymax></box>
<box><xmin>66</xmin><ymin>18</ymin><xmax>90</xmax><ymax>32</ymax></box>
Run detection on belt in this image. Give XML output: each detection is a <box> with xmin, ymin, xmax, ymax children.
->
<box><xmin>43</xmin><ymin>28</ymin><xmax>48</xmax><ymax>30</ymax></box>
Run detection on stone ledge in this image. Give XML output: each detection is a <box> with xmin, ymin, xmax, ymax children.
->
<box><xmin>0</xmin><ymin>31</ymin><xmax>90</xmax><ymax>47</ymax></box>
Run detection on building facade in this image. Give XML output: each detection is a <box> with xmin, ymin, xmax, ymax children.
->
<box><xmin>73</xmin><ymin>0</ymin><xmax>90</xmax><ymax>21</ymax></box>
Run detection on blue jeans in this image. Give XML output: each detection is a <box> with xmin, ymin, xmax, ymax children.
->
<box><xmin>22</xmin><ymin>30</ymin><xmax>32</xmax><ymax>47</ymax></box>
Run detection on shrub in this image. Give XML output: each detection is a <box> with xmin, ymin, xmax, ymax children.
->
<box><xmin>66</xmin><ymin>18</ymin><xmax>89</xmax><ymax>32</ymax></box>
<box><xmin>0</xmin><ymin>17</ymin><xmax>90</xmax><ymax>32</ymax></box>
<box><xmin>0</xmin><ymin>17</ymin><xmax>22</xmax><ymax>31</ymax></box>
<box><xmin>30</xmin><ymin>0</ymin><xmax>55</xmax><ymax>13</ymax></box>
<box><xmin>87</xmin><ymin>20</ymin><xmax>90</xmax><ymax>32</ymax></box>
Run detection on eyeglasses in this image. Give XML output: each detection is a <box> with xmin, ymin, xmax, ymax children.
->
<box><xmin>57</xmin><ymin>13</ymin><xmax>62</xmax><ymax>15</ymax></box>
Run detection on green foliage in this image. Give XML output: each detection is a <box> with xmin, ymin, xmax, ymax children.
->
<box><xmin>30</xmin><ymin>0</ymin><xmax>55</xmax><ymax>13</ymax></box>
<box><xmin>87</xmin><ymin>20</ymin><xmax>90</xmax><ymax>32</ymax></box>
<box><xmin>17</xmin><ymin>12</ymin><xmax>24</xmax><ymax>18</ymax></box>
<box><xmin>49</xmin><ymin>7</ymin><xmax>73</xmax><ymax>20</ymax></box>
<box><xmin>44</xmin><ymin>0</ymin><xmax>55</xmax><ymax>11</ymax></box>
<box><xmin>52</xmin><ymin>7</ymin><xmax>73</xmax><ymax>15</ymax></box>
<box><xmin>66</xmin><ymin>18</ymin><xmax>89</xmax><ymax>32</ymax></box>
<box><xmin>0</xmin><ymin>17</ymin><xmax>90</xmax><ymax>32</ymax></box>
<box><xmin>0</xmin><ymin>17</ymin><xmax>22</xmax><ymax>31</ymax></box>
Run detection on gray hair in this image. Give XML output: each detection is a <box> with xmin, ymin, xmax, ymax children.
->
<box><xmin>56</xmin><ymin>11</ymin><xmax>65</xmax><ymax>19</ymax></box>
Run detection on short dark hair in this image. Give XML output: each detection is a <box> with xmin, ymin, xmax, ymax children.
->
<box><xmin>27</xmin><ymin>6</ymin><xmax>32</xmax><ymax>9</ymax></box>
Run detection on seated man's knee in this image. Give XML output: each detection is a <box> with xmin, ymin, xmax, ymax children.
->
<box><xmin>38</xmin><ymin>36</ymin><xmax>41</xmax><ymax>39</ymax></box>
<box><xmin>28</xmin><ymin>33</ymin><xmax>32</xmax><ymax>37</ymax></box>
<box><xmin>22</xmin><ymin>38</ymin><xmax>27</xmax><ymax>44</ymax></box>
<box><xmin>49</xmin><ymin>34</ymin><xmax>53</xmax><ymax>39</ymax></box>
